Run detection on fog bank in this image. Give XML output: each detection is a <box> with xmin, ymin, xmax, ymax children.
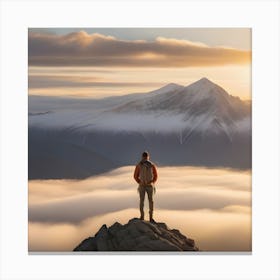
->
<box><xmin>28</xmin><ymin>166</ymin><xmax>251</xmax><ymax>251</ymax></box>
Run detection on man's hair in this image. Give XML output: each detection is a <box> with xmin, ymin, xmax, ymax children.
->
<box><xmin>142</xmin><ymin>151</ymin><xmax>149</xmax><ymax>158</ymax></box>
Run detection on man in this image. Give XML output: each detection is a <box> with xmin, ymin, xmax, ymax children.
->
<box><xmin>133</xmin><ymin>151</ymin><xmax>158</xmax><ymax>222</ymax></box>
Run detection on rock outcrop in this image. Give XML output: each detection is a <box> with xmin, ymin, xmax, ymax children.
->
<box><xmin>73</xmin><ymin>218</ymin><xmax>199</xmax><ymax>251</ymax></box>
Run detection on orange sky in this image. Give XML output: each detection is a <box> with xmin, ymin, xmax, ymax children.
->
<box><xmin>28</xmin><ymin>29</ymin><xmax>251</xmax><ymax>100</ymax></box>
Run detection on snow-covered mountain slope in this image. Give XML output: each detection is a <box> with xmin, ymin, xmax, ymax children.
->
<box><xmin>112</xmin><ymin>78</ymin><xmax>247</xmax><ymax>117</ymax></box>
<box><xmin>28</xmin><ymin>78</ymin><xmax>252</xmax><ymax>179</ymax></box>
<box><xmin>29</xmin><ymin>78</ymin><xmax>250</xmax><ymax>137</ymax></box>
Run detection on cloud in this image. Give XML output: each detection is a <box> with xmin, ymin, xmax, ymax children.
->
<box><xmin>28</xmin><ymin>75</ymin><xmax>163</xmax><ymax>89</ymax></box>
<box><xmin>28</xmin><ymin>166</ymin><xmax>251</xmax><ymax>224</ymax></box>
<box><xmin>29</xmin><ymin>208</ymin><xmax>251</xmax><ymax>252</ymax></box>
<box><xmin>28</xmin><ymin>166</ymin><xmax>251</xmax><ymax>251</ymax></box>
<box><xmin>28</xmin><ymin>31</ymin><xmax>251</xmax><ymax>67</ymax></box>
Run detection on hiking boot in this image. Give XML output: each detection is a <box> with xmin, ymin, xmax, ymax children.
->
<box><xmin>149</xmin><ymin>211</ymin><xmax>154</xmax><ymax>223</ymax></box>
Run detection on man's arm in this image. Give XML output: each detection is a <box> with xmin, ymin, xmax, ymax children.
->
<box><xmin>152</xmin><ymin>164</ymin><xmax>158</xmax><ymax>183</ymax></box>
<box><xmin>133</xmin><ymin>164</ymin><xmax>141</xmax><ymax>184</ymax></box>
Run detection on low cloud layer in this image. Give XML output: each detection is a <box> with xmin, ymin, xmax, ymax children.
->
<box><xmin>28</xmin><ymin>166</ymin><xmax>251</xmax><ymax>251</ymax></box>
<box><xmin>28</xmin><ymin>31</ymin><xmax>251</xmax><ymax>67</ymax></box>
<box><xmin>29</xmin><ymin>208</ymin><xmax>251</xmax><ymax>252</ymax></box>
<box><xmin>29</xmin><ymin>166</ymin><xmax>251</xmax><ymax>224</ymax></box>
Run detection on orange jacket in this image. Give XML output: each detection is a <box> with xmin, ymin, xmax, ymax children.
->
<box><xmin>133</xmin><ymin>162</ymin><xmax>158</xmax><ymax>184</ymax></box>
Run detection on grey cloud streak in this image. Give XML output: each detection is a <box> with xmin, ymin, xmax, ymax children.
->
<box><xmin>28</xmin><ymin>75</ymin><xmax>162</xmax><ymax>89</ymax></box>
<box><xmin>28</xmin><ymin>31</ymin><xmax>251</xmax><ymax>67</ymax></box>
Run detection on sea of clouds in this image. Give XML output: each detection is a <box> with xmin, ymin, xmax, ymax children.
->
<box><xmin>28</xmin><ymin>166</ymin><xmax>251</xmax><ymax>252</ymax></box>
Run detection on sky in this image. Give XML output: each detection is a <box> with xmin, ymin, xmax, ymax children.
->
<box><xmin>28</xmin><ymin>28</ymin><xmax>251</xmax><ymax>99</ymax></box>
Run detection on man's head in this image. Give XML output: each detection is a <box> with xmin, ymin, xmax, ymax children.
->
<box><xmin>142</xmin><ymin>151</ymin><xmax>149</xmax><ymax>160</ymax></box>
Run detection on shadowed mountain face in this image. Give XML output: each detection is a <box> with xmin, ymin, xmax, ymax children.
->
<box><xmin>73</xmin><ymin>218</ymin><xmax>199</xmax><ymax>251</ymax></box>
<box><xmin>29</xmin><ymin>78</ymin><xmax>251</xmax><ymax>179</ymax></box>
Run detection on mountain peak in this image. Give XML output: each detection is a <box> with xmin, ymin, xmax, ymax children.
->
<box><xmin>151</xmin><ymin>83</ymin><xmax>184</xmax><ymax>94</ymax></box>
<box><xmin>199</xmin><ymin>77</ymin><xmax>212</xmax><ymax>83</ymax></box>
<box><xmin>165</xmin><ymin>82</ymin><xmax>182</xmax><ymax>88</ymax></box>
<box><xmin>185</xmin><ymin>77</ymin><xmax>230</xmax><ymax>101</ymax></box>
<box><xmin>73</xmin><ymin>218</ymin><xmax>199</xmax><ymax>251</ymax></box>
<box><xmin>190</xmin><ymin>77</ymin><xmax>217</xmax><ymax>87</ymax></box>
<box><xmin>152</xmin><ymin>79</ymin><xmax>216</xmax><ymax>95</ymax></box>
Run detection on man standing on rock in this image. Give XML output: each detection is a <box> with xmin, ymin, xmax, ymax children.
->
<box><xmin>133</xmin><ymin>151</ymin><xmax>158</xmax><ymax>223</ymax></box>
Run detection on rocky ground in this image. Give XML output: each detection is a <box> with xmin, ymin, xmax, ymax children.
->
<box><xmin>73</xmin><ymin>218</ymin><xmax>199</xmax><ymax>251</ymax></box>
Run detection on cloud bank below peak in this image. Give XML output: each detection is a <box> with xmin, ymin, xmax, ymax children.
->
<box><xmin>28</xmin><ymin>166</ymin><xmax>251</xmax><ymax>251</ymax></box>
<box><xmin>28</xmin><ymin>166</ymin><xmax>251</xmax><ymax>225</ymax></box>
<box><xmin>28</xmin><ymin>31</ymin><xmax>251</xmax><ymax>67</ymax></box>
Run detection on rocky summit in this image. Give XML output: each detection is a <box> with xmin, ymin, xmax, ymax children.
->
<box><xmin>73</xmin><ymin>218</ymin><xmax>199</xmax><ymax>251</ymax></box>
